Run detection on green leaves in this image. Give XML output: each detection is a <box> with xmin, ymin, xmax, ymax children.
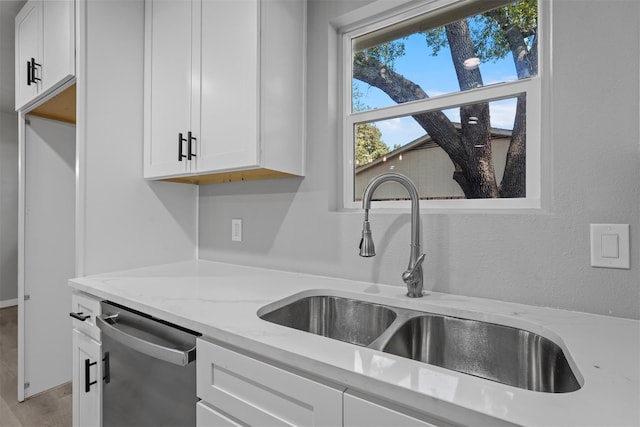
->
<box><xmin>361</xmin><ymin>40</ymin><xmax>407</xmax><ymax>69</ymax></box>
<box><xmin>422</xmin><ymin>0</ymin><xmax>537</xmax><ymax>64</ymax></box>
<box><xmin>355</xmin><ymin>123</ymin><xmax>389</xmax><ymax>166</ymax></box>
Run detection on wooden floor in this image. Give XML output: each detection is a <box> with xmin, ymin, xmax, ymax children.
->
<box><xmin>0</xmin><ymin>306</ymin><xmax>72</xmax><ymax>427</ymax></box>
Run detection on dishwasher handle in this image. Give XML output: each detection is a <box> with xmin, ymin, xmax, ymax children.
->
<box><xmin>96</xmin><ymin>315</ymin><xmax>196</xmax><ymax>366</ymax></box>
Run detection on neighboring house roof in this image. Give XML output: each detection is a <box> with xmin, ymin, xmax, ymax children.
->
<box><xmin>355</xmin><ymin>125</ymin><xmax>513</xmax><ymax>174</ymax></box>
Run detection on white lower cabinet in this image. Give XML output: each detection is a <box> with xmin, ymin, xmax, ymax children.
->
<box><xmin>70</xmin><ymin>291</ymin><xmax>102</xmax><ymax>341</ymax></box>
<box><xmin>196</xmin><ymin>401</ymin><xmax>242</xmax><ymax>427</ymax></box>
<box><xmin>68</xmin><ymin>306</ymin><xmax>463</xmax><ymax>427</ymax></box>
<box><xmin>196</xmin><ymin>338</ymin><xmax>343</xmax><ymax>427</ymax></box>
<box><xmin>344</xmin><ymin>391</ymin><xmax>451</xmax><ymax>427</ymax></box>
<box><xmin>71</xmin><ymin>329</ymin><xmax>102</xmax><ymax>427</ymax></box>
<box><xmin>71</xmin><ymin>291</ymin><xmax>102</xmax><ymax>427</ymax></box>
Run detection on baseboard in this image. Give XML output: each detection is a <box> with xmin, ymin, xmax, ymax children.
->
<box><xmin>0</xmin><ymin>298</ymin><xmax>18</xmax><ymax>308</ymax></box>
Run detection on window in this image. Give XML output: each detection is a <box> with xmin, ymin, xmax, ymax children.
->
<box><xmin>342</xmin><ymin>0</ymin><xmax>544</xmax><ymax>209</ymax></box>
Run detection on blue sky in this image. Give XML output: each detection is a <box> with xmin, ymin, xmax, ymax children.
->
<box><xmin>353</xmin><ymin>32</ymin><xmax>519</xmax><ymax>148</ymax></box>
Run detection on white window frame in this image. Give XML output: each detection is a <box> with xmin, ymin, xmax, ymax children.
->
<box><xmin>340</xmin><ymin>0</ymin><xmax>550</xmax><ymax>211</ymax></box>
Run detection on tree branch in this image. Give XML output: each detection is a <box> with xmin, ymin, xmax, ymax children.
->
<box><xmin>353</xmin><ymin>52</ymin><xmax>468</xmax><ymax>166</ymax></box>
<box><xmin>485</xmin><ymin>9</ymin><xmax>535</xmax><ymax>79</ymax></box>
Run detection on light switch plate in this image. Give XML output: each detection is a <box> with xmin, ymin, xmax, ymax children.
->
<box><xmin>231</xmin><ymin>219</ymin><xmax>242</xmax><ymax>242</ymax></box>
<box><xmin>590</xmin><ymin>224</ymin><xmax>629</xmax><ymax>269</ymax></box>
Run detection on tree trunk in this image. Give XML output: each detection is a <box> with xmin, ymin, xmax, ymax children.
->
<box><xmin>484</xmin><ymin>10</ymin><xmax>534</xmax><ymax>198</ymax></box>
<box><xmin>499</xmin><ymin>95</ymin><xmax>526</xmax><ymax>197</ymax></box>
<box><xmin>446</xmin><ymin>21</ymin><xmax>499</xmax><ymax>198</ymax></box>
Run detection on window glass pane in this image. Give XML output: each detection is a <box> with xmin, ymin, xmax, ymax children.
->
<box><xmin>354</xmin><ymin>96</ymin><xmax>525</xmax><ymax>201</ymax></box>
<box><xmin>352</xmin><ymin>0</ymin><xmax>538</xmax><ymax>113</ymax></box>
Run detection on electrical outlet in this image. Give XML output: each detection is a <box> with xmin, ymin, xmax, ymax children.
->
<box><xmin>231</xmin><ymin>219</ymin><xmax>242</xmax><ymax>242</ymax></box>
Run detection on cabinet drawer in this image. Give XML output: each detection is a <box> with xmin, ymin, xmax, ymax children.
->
<box><xmin>197</xmin><ymin>338</ymin><xmax>343</xmax><ymax>427</ymax></box>
<box><xmin>197</xmin><ymin>401</ymin><xmax>241</xmax><ymax>427</ymax></box>
<box><xmin>344</xmin><ymin>391</ymin><xmax>453</xmax><ymax>427</ymax></box>
<box><xmin>70</xmin><ymin>291</ymin><xmax>101</xmax><ymax>341</ymax></box>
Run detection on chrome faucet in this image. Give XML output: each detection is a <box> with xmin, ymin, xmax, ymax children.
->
<box><xmin>359</xmin><ymin>173</ymin><xmax>425</xmax><ymax>298</ymax></box>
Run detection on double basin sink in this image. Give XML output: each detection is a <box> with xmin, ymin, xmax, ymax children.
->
<box><xmin>258</xmin><ymin>294</ymin><xmax>581</xmax><ymax>393</ymax></box>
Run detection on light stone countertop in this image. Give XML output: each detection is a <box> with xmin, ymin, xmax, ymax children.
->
<box><xmin>69</xmin><ymin>260</ymin><xmax>640</xmax><ymax>427</ymax></box>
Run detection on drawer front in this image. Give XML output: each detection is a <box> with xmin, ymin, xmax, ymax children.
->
<box><xmin>197</xmin><ymin>401</ymin><xmax>242</xmax><ymax>427</ymax></box>
<box><xmin>344</xmin><ymin>391</ymin><xmax>453</xmax><ymax>427</ymax></box>
<box><xmin>197</xmin><ymin>338</ymin><xmax>343</xmax><ymax>427</ymax></box>
<box><xmin>70</xmin><ymin>291</ymin><xmax>101</xmax><ymax>341</ymax></box>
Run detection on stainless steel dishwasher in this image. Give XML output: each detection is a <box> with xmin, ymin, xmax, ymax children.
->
<box><xmin>97</xmin><ymin>301</ymin><xmax>199</xmax><ymax>427</ymax></box>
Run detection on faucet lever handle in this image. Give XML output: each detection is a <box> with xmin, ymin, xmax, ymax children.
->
<box><xmin>409</xmin><ymin>253</ymin><xmax>425</xmax><ymax>276</ymax></box>
<box><xmin>402</xmin><ymin>253</ymin><xmax>425</xmax><ymax>297</ymax></box>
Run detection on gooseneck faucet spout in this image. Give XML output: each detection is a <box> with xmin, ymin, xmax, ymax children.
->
<box><xmin>359</xmin><ymin>173</ymin><xmax>425</xmax><ymax>298</ymax></box>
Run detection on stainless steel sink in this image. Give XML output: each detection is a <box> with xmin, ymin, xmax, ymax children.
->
<box><xmin>382</xmin><ymin>315</ymin><xmax>581</xmax><ymax>393</ymax></box>
<box><xmin>259</xmin><ymin>294</ymin><xmax>581</xmax><ymax>393</ymax></box>
<box><xmin>259</xmin><ymin>295</ymin><xmax>397</xmax><ymax>346</ymax></box>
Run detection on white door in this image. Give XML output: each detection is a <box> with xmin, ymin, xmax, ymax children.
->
<box><xmin>15</xmin><ymin>0</ymin><xmax>42</xmax><ymax>110</ymax></box>
<box><xmin>22</xmin><ymin>116</ymin><xmax>75</xmax><ymax>398</ymax></box>
<box><xmin>42</xmin><ymin>0</ymin><xmax>75</xmax><ymax>94</ymax></box>
<box><xmin>197</xmin><ymin>0</ymin><xmax>259</xmax><ymax>173</ymax></box>
<box><xmin>144</xmin><ymin>0</ymin><xmax>193</xmax><ymax>178</ymax></box>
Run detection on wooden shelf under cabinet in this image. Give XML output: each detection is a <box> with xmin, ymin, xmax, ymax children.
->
<box><xmin>165</xmin><ymin>168</ymin><xmax>300</xmax><ymax>185</ymax></box>
<box><xmin>29</xmin><ymin>83</ymin><xmax>76</xmax><ymax>124</ymax></box>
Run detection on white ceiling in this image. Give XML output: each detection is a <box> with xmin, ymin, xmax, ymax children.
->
<box><xmin>0</xmin><ymin>1</ymin><xmax>27</xmax><ymax>114</ymax></box>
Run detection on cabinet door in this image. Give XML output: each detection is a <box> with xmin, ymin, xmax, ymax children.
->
<box><xmin>15</xmin><ymin>0</ymin><xmax>42</xmax><ymax>110</ymax></box>
<box><xmin>344</xmin><ymin>391</ymin><xmax>447</xmax><ymax>427</ymax></box>
<box><xmin>144</xmin><ymin>0</ymin><xmax>193</xmax><ymax>178</ymax></box>
<box><xmin>197</xmin><ymin>401</ymin><xmax>242</xmax><ymax>427</ymax></box>
<box><xmin>197</xmin><ymin>0</ymin><xmax>259</xmax><ymax>173</ymax></box>
<box><xmin>42</xmin><ymin>0</ymin><xmax>75</xmax><ymax>93</ymax></box>
<box><xmin>72</xmin><ymin>330</ymin><xmax>102</xmax><ymax>427</ymax></box>
<box><xmin>197</xmin><ymin>338</ymin><xmax>343</xmax><ymax>427</ymax></box>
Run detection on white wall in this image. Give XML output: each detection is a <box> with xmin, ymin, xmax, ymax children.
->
<box><xmin>0</xmin><ymin>1</ymin><xmax>25</xmax><ymax>113</ymax></box>
<box><xmin>0</xmin><ymin>0</ymin><xmax>25</xmax><ymax>306</ymax></box>
<box><xmin>0</xmin><ymin>112</ymin><xmax>18</xmax><ymax>305</ymax></box>
<box><xmin>79</xmin><ymin>0</ymin><xmax>197</xmax><ymax>275</ymax></box>
<box><xmin>199</xmin><ymin>0</ymin><xmax>640</xmax><ymax>319</ymax></box>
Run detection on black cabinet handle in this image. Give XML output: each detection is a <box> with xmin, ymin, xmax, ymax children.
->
<box><xmin>27</xmin><ymin>60</ymin><xmax>32</xmax><ymax>85</ymax></box>
<box><xmin>187</xmin><ymin>131</ymin><xmax>196</xmax><ymax>160</ymax></box>
<box><xmin>178</xmin><ymin>133</ymin><xmax>187</xmax><ymax>161</ymax></box>
<box><xmin>70</xmin><ymin>312</ymin><xmax>90</xmax><ymax>321</ymax></box>
<box><xmin>84</xmin><ymin>358</ymin><xmax>98</xmax><ymax>393</ymax></box>
<box><xmin>28</xmin><ymin>58</ymin><xmax>41</xmax><ymax>85</ymax></box>
<box><xmin>84</xmin><ymin>354</ymin><xmax>110</xmax><ymax>393</ymax></box>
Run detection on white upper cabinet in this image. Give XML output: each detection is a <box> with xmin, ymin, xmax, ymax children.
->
<box><xmin>42</xmin><ymin>1</ymin><xmax>76</xmax><ymax>94</ymax></box>
<box><xmin>15</xmin><ymin>0</ymin><xmax>75</xmax><ymax>110</ymax></box>
<box><xmin>144</xmin><ymin>0</ymin><xmax>306</xmax><ymax>184</ymax></box>
<box><xmin>15</xmin><ymin>0</ymin><xmax>41</xmax><ymax>109</ymax></box>
<box><xmin>143</xmin><ymin>0</ymin><xmax>193</xmax><ymax>178</ymax></box>
<box><xmin>197</xmin><ymin>0</ymin><xmax>259</xmax><ymax>173</ymax></box>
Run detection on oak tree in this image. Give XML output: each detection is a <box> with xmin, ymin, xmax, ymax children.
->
<box><xmin>353</xmin><ymin>0</ymin><xmax>537</xmax><ymax>198</ymax></box>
